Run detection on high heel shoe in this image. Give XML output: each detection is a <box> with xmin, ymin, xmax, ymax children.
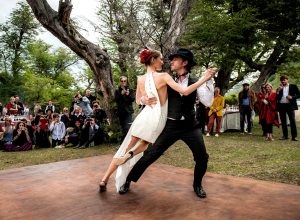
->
<box><xmin>99</xmin><ymin>181</ymin><xmax>107</xmax><ymax>192</ymax></box>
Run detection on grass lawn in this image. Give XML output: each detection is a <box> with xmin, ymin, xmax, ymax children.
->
<box><xmin>0</xmin><ymin>117</ymin><xmax>299</xmax><ymax>185</ymax></box>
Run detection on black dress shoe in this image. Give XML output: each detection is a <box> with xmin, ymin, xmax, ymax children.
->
<box><xmin>119</xmin><ymin>180</ymin><xmax>131</xmax><ymax>194</ymax></box>
<box><xmin>292</xmin><ymin>138</ymin><xmax>298</xmax><ymax>141</ymax></box>
<box><xmin>194</xmin><ymin>186</ymin><xmax>207</xmax><ymax>198</ymax></box>
<box><xmin>279</xmin><ymin>136</ymin><xmax>289</xmax><ymax>140</ymax></box>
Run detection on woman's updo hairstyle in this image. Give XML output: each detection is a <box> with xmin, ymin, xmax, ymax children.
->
<box><xmin>139</xmin><ymin>49</ymin><xmax>161</xmax><ymax>66</ymax></box>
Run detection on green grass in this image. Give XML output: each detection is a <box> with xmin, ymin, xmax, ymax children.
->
<box><xmin>0</xmin><ymin>118</ymin><xmax>299</xmax><ymax>185</ymax></box>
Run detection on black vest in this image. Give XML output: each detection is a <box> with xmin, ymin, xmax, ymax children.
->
<box><xmin>167</xmin><ymin>76</ymin><xmax>197</xmax><ymax>121</ymax></box>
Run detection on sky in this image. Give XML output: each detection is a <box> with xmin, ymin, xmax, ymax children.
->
<box><xmin>0</xmin><ymin>0</ymin><xmax>101</xmax><ymax>48</ymax></box>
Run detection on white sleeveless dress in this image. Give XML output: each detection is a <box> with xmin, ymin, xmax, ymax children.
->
<box><xmin>114</xmin><ymin>72</ymin><xmax>168</xmax><ymax>191</ymax></box>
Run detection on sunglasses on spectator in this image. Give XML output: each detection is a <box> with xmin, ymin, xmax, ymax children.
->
<box><xmin>120</xmin><ymin>80</ymin><xmax>127</xmax><ymax>82</ymax></box>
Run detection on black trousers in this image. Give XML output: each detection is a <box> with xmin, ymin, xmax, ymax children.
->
<box><xmin>127</xmin><ymin>119</ymin><xmax>209</xmax><ymax>189</ymax></box>
<box><xmin>119</xmin><ymin>114</ymin><xmax>132</xmax><ymax>140</ymax></box>
<box><xmin>278</xmin><ymin>103</ymin><xmax>297</xmax><ymax>138</ymax></box>
<box><xmin>196</xmin><ymin>102</ymin><xmax>210</xmax><ymax>134</ymax></box>
<box><xmin>240</xmin><ymin>106</ymin><xmax>253</xmax><ymax>133</ymax></box>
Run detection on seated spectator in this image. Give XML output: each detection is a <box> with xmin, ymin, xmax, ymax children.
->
<box><xmin>34</xmin><ymin>112</ymin><xmax>50</xmax><ymax>148</ymax></box>
<box><xmin>20</xmin><ymin>118</ymin><xmax>34</xmax><ymax>144</ymax></box>
<box><xmin>15</xmin><ymin>95</ymin><xmax>24</xmax><ymax>115</ymax></box>
<box><xmin>45</xmin><ymin>100</ymin><xmax>55</xmax><ymax>114</ymax></box>
<box><xmin>60</xmin><ymin>107</ymin><xmax>72</xmax><ymax>129</ymax></box>
<box><xmin>0</xmin><ymin>117</ymin><xmax>14</xmax><ymax>150</ymax></box>
<box><xmin>49</xmin><ymin>113</ymin><xmax>66</xmax><ymax>148</ymax></box>
<box><xmin>74</xmin><ymin>116</ymin><xmax>100</xmax><ymax>149</ymax></box>
<box><xmin>63</xmin><ymin>120</ymin><xmax>82</xmax><ymax>147</ymax></box>
<box><xmin>6</xmin><ymin>96</ymin><xmax>18</xmax><ymax>115</ymax></box>
<box><xmin>4</xmin><ymin>121</ymin><xmax>32</xmax><ymax>152</ymax></box>
<box><xmin>92</xmin><ymin>102</ymin><xmax>107</xmax><ymax>142</ymax></box>
<box><xmin>45</xmin><ymin>108</ymin><xmax>53</xmax><ymax>124</ymax></box>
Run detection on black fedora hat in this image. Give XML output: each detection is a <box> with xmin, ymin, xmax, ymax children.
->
<box><xmin>169</xmin><ymin>48</ymin><xmax>197</xmax><ymax>67</ymax></box>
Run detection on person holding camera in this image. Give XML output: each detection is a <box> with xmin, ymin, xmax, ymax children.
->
<box><xmin>115</xmin><ymin>76</ymin><xmax>135</xmax><ymax>140</ymax></box>
<box><xmin>4</xmin><ymin>121</ymin><xmax>32</xmax><ymax>151</ymax></box>
<box><xmin>74</xmin><ymin>116</ymin><xmax>99</xmax><ymax>149</ymax></box>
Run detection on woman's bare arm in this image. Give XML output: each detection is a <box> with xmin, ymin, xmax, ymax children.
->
<box><xmin>164</xmin><ymin>69</ymin><xmax>215</xmax><ymax>96</ymax></box>
<box><xmin>135</xmin><ymin>76</ymin><xmax>143</xmax><ymax>105</ymax></box>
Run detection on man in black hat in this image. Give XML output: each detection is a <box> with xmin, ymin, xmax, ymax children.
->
<box><xmin>118</xmin><ymin>48</ymin><xmax>212</xmax><ymax>198</ymax></box>
<box><xmin>238</xmin><ymin>82</ymin><xmax>256</xmax><ymax>134</ymax></box>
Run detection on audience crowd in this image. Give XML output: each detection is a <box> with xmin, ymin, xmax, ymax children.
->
<box><xmin>0</xmin><ymin>75</ymin><xmax>299</xmax><ymax>152</ymax></box>
<box><xmin>0</xmin><ymin>89</ymin><xmax>108</xmax><ymax>151</ymax></box>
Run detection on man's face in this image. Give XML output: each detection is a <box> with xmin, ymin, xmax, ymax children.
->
<box><xmin>170</xmin><ymin>56</ymin><xmax>188</xmax><ymax>75</ymax></box>
<box><xmin>120</xmin><ymin>78</ymin><xmax>128</xmax><ymax>87</ymax></box>
<box><xmin>86</xmin><ymin>89</ymin><xmax>91</xmax><ymax>96</ymax></box>
<box><xmin>243</xmin><ymin>85</ymin><xmax>249</xmax><ymax>91</ymax></box>
<box><xmin>281</xmin><ymin>79</ymin><xmax>288</xmax><ymax>86</ymax></box>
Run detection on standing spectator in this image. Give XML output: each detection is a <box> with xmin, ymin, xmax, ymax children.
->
<box><xmin>15</xmin><ymin>95</ymin><xmax>24</xmax><ymax>115</ymax></box>
<box><xmin>74</xmin><ymin>93</ymin><xmax>93</xmax><ymax>116</ymax></box>
<box><xmin>257</xmin><ymin>85</ymin><xmax>267</xmax><ymax>136</ymax></box>
<box><xmin>0</xmin><ymin>100</ymin><xmax>3</xmax><ymax>116</ymax></box>
<box><xmin>6</xmin><ymin>96</ymin><xmax>18</xmax><ymax>115</ymax></box>
<box><xmin>60</xmin><ymin>107</ymin><xmax>72</xmax><ymax>129</ymax></box>
<box><xmin>4</xmin><ymin>121</ymin><xmax>32</xmax><ymax>152</ymax></box>
<box><xmin>206</xmin><ymin>87</ymin><xmax>224</xmax><ymax>137</ymax></box>
<box><xmin>196</xmin><ymin>79</ymin><xmax>214</xmax><ymax>134</ymax></box>
<box><xmin>23</xmin><ymin>103</ymin><xmax>30</xmax><ymax>119</ymax></box>
<box><xmin>259</xmin><ymin>83</ymin><xmax>279</xmax><ymax>141</ymax></box>
<box><xmin>276</xmin><ymin>75</ymin><xmax>300</xmax><ymax>141</ymax></box>
<box><xmin>115</xmin><ymin>76</ymin><xmax>135</xmax><ymax>139</ymax></box>
<box><xmin>49</xmin><ymin>113</ymin><xmax>66</xmax><ymax>148</ymax></box>
<box><xmin>238</xmin><ymin>82</ymin><xmax>256</xmax><ymax>134</ymax></box>
<box><xmin>85</xmin><ymin>89</ymin><xmax>96</xmax><ymax>107</ymax></box>
<box><xmin>45</xmin><ymin>100</ymin><xmax>55</xmax><ymax>114</ymax></box>
<box><xmin>33</xmin><ymin>102</ymin><xmax>41</xmax><ymax>116</ymax></box>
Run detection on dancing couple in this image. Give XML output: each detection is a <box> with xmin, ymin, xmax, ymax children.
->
<box><xmin>99</xmin><ymin>48</ymin><xmax>216</xmax><ymax>198</ymax></box>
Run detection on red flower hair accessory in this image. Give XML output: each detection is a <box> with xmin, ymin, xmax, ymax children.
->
<box><xmin>140</xmin><ymin>49</ymin><xmax>153</xmax><ymax>64</ymax></box>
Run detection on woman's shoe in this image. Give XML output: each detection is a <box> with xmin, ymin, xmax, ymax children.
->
<box><xmin>99</xmin><ymin>181</ymin><xmax>107</xmax><ymax>192</ymax></box>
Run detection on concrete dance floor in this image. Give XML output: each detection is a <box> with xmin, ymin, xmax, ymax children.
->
<box><xmin>0</xmin><ymin>155</ymin><xmax>299</xmax><ymax>220</ymax></box>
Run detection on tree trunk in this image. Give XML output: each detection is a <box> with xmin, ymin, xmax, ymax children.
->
<box><xmin>26</xmin><ymin>0</ymin><xmax>119</xmax><ymax>127</ymax></box>
<box><xmin>215</xmin><ymin>58</ymin><xmax>236</xmax><ymax>96</ymax></box>
<box><xmin>161</xmin><ymin>0</ymin><xmax>195</xmax><ymax>69</ymax></box>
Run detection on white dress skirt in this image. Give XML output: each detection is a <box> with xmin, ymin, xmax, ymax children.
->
<box><xmin>114</xmin><ymin>72</ymin><xmax>168</xmax><ymax>191</ymax></box>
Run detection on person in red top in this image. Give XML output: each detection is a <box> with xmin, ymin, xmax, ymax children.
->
<box><xmin>257</xmin><ymin>84</ymin><xmax>267</xmax><ymax>136</ymax></box>
<box><xmin>6</xmin><ymin>96</ymin><xmax>18</xmax><ymax>115</ymax></box>
<box><xmin>259</xmin><ymin>83</ymin><xmax>279</xmax><ymax>141</ymax></box>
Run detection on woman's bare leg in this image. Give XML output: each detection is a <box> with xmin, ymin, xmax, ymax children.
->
<box><xmin>124</xmin><ymin>135</ymin><xmax>140</xmax><ymax>153</ymax></box>
<box><xmin>115</xmin><ymin>140</ymin><xmax>150</xmax><ymax>165</ymax></box>
<box><xmin>131</xmin><ymin>140</ymin><xmax>149</xmax><ymax>156</ymax></box>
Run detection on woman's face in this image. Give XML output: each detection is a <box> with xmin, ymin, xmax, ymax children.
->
<box><xmin>152</xmin><ymin>54</ymin><xmax>163</xmax><ymax>71</ymax></box>
<box><xmin>5</xmin><ymin>119</ymin><xmax>11</xmax><ymax>126</ymax></box>
<box><xmin>18</xmin><ymin>123</ymin><xmax>25</xmax><ymax>129</ymax></box>
<box><xmin>266</xmin><ymin>85</ymin><xmax>272</xmax><ymax>93</ymax></box>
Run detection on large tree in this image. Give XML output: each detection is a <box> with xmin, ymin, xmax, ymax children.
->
<box><xmin>182</xmin><ymin>0</ymin><xmax>300</xmax><ymax>94</ymax></box>
<box><xmin>0</xmin><ymin>1</ymin><xmax>39</xmax><ymax>97</ymax></box>
<box><xmin>26</xmin><ymin>0</ymin><xmax>117</xmax><ymax>122</ymax></box>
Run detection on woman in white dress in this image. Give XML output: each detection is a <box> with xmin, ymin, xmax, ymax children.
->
<box><xmin>99</xmin><ymin>49</ymin><xmax>215</xmax><ymax>192</ymax></box>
